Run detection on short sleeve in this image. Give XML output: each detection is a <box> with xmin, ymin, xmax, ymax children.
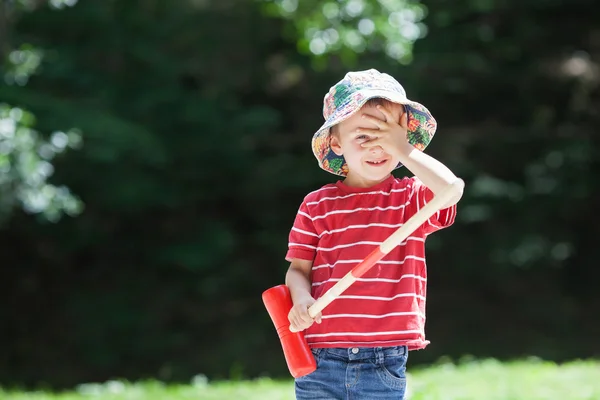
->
<box><xmin>405</xmin><ymin>177</ymin><xmax>457</xmax><ymax>235</ymax></box>
<box><xmin>285</xmin><ymin>200</ymin><xmax>319</xmax><ymax>262</ymax></box>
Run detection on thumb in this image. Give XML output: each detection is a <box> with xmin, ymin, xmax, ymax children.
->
<box><xmin>315</xmin><ymin>312</ymin><xmax>322</xmax><ymax>324</ymax></box>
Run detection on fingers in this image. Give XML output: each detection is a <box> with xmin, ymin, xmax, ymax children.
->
<box><xmin>288</xmin><ymin>305</ymin><xmax>317</xmax><ymax>332</ymax></box>
<box><xmin>289</xmin><ymin>323</ymin><xmax>300</xmax><ymax>333</ymax></box>
<box><xmin>314</xmin><ymin>312</ymin><xmax>322</xmax><ymax>324</ymax></box>
<box><xmin>361</xmin><ymin>113</ymin><xmax>387</xmax><ymax>129</ymax></box>
<box><xmin>375</xmin><ymin>105</ymin><xmax>396</xmax><ymax>123</ymax></box>
<box><xmin>298</xmin><ymin>306</ymin><xmax>313</xmax><ymax>326</ymax></box>
<box><xmin>288</xmin><ymin>312</ymin><xmax>302</xmax><ymax>332</ymax></box>
<box><xmin>356</xmin><ymin>127</ymin><xmax>384</xmax><ymax>136</ymax></box>
<box><xmin>360</xmin><ymin>138</ymin><xmax>383</xmax><ymax>148</ymax></box>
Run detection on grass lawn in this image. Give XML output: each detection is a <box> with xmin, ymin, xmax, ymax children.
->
<box><xmin>1</xmin><ymin>359</ymin><xmax>598</xmax><ymax>400</ymax></box>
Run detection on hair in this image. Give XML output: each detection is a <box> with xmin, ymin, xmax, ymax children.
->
<box><xmin>330</xmin><ymin>97</ymin><xmax>395</xmax><ymax>136</ymax></box>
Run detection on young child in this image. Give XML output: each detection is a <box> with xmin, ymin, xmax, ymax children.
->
<box><xmin>285</xmin><ymin>69</ymin><xmax>464</xmax><ymax>399</ymax></box>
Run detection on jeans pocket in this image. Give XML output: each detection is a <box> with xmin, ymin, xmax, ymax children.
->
<box><xmin>375</xmin><ymin>356</ymin><xmax>407</xmax><ymax>391</ymax></box>
<box><xmin>310</xmin><ymin>348</ymin><xmax>321</xmax><ymax>365</ymax></box>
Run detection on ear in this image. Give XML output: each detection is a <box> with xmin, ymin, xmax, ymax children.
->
<box><xmin>400</xmin><ymin>110</ymin><xmax>408</xmax><ymax>129</ymax></box>
<box><xmin>330</xmin><ymin>134</ymin><xmax>343</xmax><ymax>156</ymax></box>
<box><xmin>396</xmin><ymin>104</ymin><xmax>406</xmax><ymax>125</ymax></box>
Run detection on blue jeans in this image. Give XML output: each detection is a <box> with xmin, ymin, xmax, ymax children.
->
<box><xmin>294</xmin><ymin>346</ymin><xmax>408</xmax><ymax>400</ymax></box>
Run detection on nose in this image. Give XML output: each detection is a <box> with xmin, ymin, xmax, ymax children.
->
<box><xmin>369</xmin><ymin>145</ymin><xmax>384</xmax><ymax>155</ymax></box>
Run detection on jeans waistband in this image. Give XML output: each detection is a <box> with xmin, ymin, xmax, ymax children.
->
<box><xmin>312</xmin><ymin>346</ymin><xmax>407</xmax><ymax>362</ymax></box>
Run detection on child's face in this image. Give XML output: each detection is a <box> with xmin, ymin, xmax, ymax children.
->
<box><xmin>330</xmin><ymin>103</ymin><xmax>403</xmax><ymax>187</ymax></box>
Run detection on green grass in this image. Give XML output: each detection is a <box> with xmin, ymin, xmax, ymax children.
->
<box><xmin>1</xmin><ymin>359</ymin><xmax>598</xmax><ymax>400</ymax></box>
<box><xmin>407</xmin><ymin>358</ymin><xmax>599</xmax><ymax>400</ymax></box>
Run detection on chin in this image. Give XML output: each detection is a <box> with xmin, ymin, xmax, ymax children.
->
<box><xmin>361</xmin><ymin>169</ymin><xmax>393</xmax><ymax>182</ymax></box>
<box><xmin>346</xmin><ymin>160</ymin><xmax>394</xmax><ymax>184</ymax></box>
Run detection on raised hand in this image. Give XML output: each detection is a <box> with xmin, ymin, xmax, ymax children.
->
<box><xmin>357</xmin><ymin>105</ymin><xmax>412</xmax><ymax>158</ymax></box>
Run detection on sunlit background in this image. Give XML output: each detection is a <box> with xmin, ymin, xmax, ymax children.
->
<box><xmin>1</xmin><ymin>0</ymin><xmax>599</xmax><ymax>399</ymax></box>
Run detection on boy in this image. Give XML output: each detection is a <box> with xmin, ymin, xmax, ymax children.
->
<box><xmin>285</xmin><ymin>69</ymin><xmax>464</xmax><ymax>399</ymax></box>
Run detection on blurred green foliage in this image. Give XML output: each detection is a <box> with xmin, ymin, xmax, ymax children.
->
<box><xmin>0</xmin><ymin>104</ymin><xmax>82</xmax><ymax>222</ymax></box>
<box><xmin>262</xmin><ymin>0</ymin><xmax>428</xmax><ymax>66</ymax></box>
<box><xmin>1</xmin><ymin>0</ymin><xmax>82</xmax><ymax>222</ymax></box>
<box><xmin>0</xmin><ymin>0</ymin><xmax>598</xmax><ymax>389</ymax></box>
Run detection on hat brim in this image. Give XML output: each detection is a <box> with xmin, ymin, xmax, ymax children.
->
<box><xmin>311</xmin><ymin>90</ymin><xmax>437</xmax><ymax>176</ymax></box>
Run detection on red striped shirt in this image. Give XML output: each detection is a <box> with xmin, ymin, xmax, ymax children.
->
<box><xmin>286</xmin><ymin>175</ymin><xmax>456</xmax><ymax>350</ymax></box>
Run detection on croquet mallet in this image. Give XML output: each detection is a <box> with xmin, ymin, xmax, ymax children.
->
<box><xmin>262</xmin><ymin>179</ymin><xmax>464</xmax><ymax>378</ymax></box>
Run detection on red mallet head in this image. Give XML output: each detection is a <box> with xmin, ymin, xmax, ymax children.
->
<box><xmin>262</xmin><ymin>284</ymin><xmax>316</xmax><ymax>378</ymax></box>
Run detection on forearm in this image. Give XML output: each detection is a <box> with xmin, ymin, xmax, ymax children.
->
<box><xmin>285</xmin><ymin>267</ymin><xmax>313</xmax><ymax>303</ymax></box>
<box><xmin>398</xmin><ymin>142</ymin><xmax>464</xmax><ymax>204</ymax></box>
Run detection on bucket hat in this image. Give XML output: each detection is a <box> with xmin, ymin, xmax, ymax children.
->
<box><xmin>311</xmin><ymin>69</ymin><xmax>437</xmax><ymax>176</ymax></box>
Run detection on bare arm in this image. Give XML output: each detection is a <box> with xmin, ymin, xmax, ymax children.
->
<box><xmin>396</xmin><ymin>136</ymin><xmax>464</xmax><ymax>207</ymax></box>
<box><xmin>285</xmin><ymin>259</ymin><xmax>322</xmax><ymax>332</ymax></box>
<box><xmin>361</xmin><ymin>105</ymin><xmax>464</xmax><ymax>207</ymax></box>
<box><xmin>286</xmin><ymin>259</ymin><xmax>313</xmax><ymax>303</ymax></box>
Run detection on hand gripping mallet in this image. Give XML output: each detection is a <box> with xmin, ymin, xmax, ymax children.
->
<box><xmin>262</xmin><ymin>179</ymin><xmax>464</xmax><ymax>378</ymax></box>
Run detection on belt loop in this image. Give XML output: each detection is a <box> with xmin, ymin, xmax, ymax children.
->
<box><xmin>375</xmin><ymin>347</ymin><xmax>384</xmax><ymax>364</ymax></box>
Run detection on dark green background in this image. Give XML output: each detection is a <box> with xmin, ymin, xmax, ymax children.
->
<box><xmin>1</xmin><ymin>0</ymin><xmax>598</xmax><ymax>389</ymax></box>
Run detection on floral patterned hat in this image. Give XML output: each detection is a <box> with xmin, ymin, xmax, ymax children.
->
<box><xmin>311</xmin><ymin>68</ymin><xmax>437</xmax><ymax>176</ymax></box>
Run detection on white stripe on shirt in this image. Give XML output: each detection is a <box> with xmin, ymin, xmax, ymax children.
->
<box><xmin>309</xmin><ymin>203</ymin><xmax>410</xmax><ymax>221</ymax></box>
<box><xmin>312</xmin><ymin>274</ymin><xmax>426</xmax><ymax>286</ymax></box>
<box><xmin>291</xmin><ymin>226</ymin><xmax>319</xmax><ymax>237</ymax></box>
<box><xmin>319</xmin><ymin>223</ymin><xmax>403</xmax><ymax>237</ymax></box>
<box><xmin>306</xmin><ymin>186</ymin><xmax>338</xmax><ymax>198</ymax></box>
<box><xmin>312</xmin><ymin>255</ymin><xmax>426</xmax><ymax>271</ymax></box>
<box><xmin>338</xmin><ymin>293</ymin><xmax>426</xmax><ymax>301</ymax></box>
<box><xmin>297</xmin><ymin>211</ymin><xmax>312</xmax><ymax>220</ymax></box>
<box><xmin>316</xmin><ymin>237</ymin><xmax>424</xmax><ymax>252</ymax></box>
<box><xmin>288</xmin><ymin>243</ymin><xmax>317</xmax><ymax>250</ymax></box>
<box><xmin>307</xmin><ymin>339</ymin><xmax>422</xmax><ymax>346</ymax></box>
<box><xmin>306</xmin><ymin>188</ymin><xmax>408</xmax><ymax>205</ymax></box>
<box><xmin>322</xmin><ymin>311</ymin><xmax>425</xmax><ymax>319</ymax></box>
<box><xmin>305</xmin><ymin>329</ymin><xmax>423</xmax><ymax>338</ymax></box>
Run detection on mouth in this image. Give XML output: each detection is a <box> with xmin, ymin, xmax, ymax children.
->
<box><xmin>365</xmin><ymin>159</ymin><xmax>389</xmax><ymax>166</ymax></box>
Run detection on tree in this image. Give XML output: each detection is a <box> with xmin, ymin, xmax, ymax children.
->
<box><xmin>1</xmin><ymin>0</ymin><xmax>83</xmax><ymax>224</ymax></box>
